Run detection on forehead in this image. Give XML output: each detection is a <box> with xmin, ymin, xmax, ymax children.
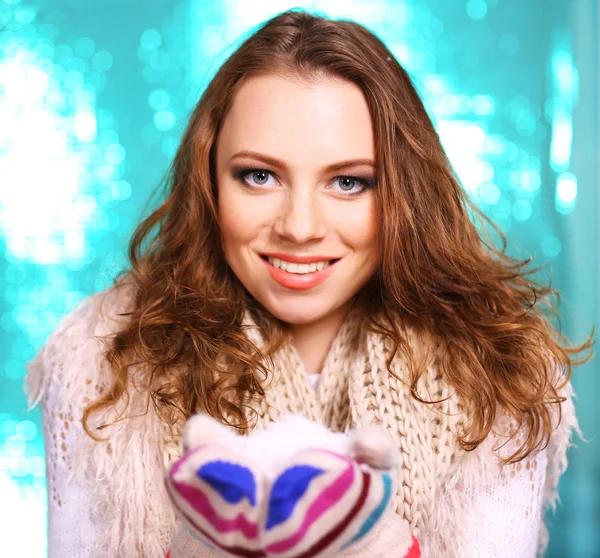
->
<box><xmin>216</xmin><ymin>74</ymin><xmax>375</xmax><ymax>168</ymax></box>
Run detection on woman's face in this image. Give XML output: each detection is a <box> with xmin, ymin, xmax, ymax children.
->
<box><xmin>215</xmin><ymin>73</ymin><xmax>380</xmax><ymax>325</ymax></box>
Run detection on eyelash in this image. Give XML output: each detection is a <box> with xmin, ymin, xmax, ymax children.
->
<box><xmin>231</xmin><ymin>167</ymin><xmax>376</xmax><ymax>197</ymax></box>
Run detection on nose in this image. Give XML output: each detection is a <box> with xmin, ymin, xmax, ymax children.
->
<box><xmin>273</xmin><ymin>187</ymin><xmax>327</xmax><ymax>244</ymax></box>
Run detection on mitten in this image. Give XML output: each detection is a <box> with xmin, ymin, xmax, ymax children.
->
<box><xmin>165</xmin><ymin>413</ymin><xmax>420</xmax><ymax>558</ymax></box>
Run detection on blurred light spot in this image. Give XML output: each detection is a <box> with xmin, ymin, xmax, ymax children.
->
<box><xmin>466</xmin><ymin>0</ymin><xmax>487</xmax><ymax>20</ymax></box>
<box><xmin>97</xmin><ymin>129</ymin><xmax>119</xmax><ymax>148</ymax></box>
<box><xmin>16</xmin><ymin>420</ymin><xmax>37</xmax><ymax>441</ymax></box>
<box><xmin>492</xmin><ymin>198</ymin><xmax>511</xmax><ymax>220</ymax></box>
<box><xmin>556</xmin><ymin>172</ymin><xmax>577</xmax><ymax>203</ymax></box>
<box><xmin>96</xmin><ymin>108</ymin><xmax>114</xmax><ymax>129</ymax></box>
<box><xmin>1</xmin><ymin>420</ymin><xmax>18</xmax><ymax>437</ymax></box>
<box><xmin>542</xmin><ymin>236</ymin><xmax>562</xmax><ymax>258</ymax></box>
<box><xmin>149</xmin><ymin>51</ymin><xmax>171</xmax><ymax>72</ymax></box>
<box><xmin>512</xmin><ymin>200</ymin><xmax>532</xmax><ymax>221</ymax></box>
<box><xmin>74</xmin><ymin>37</ymin><xmax>95</xmax><ymax>58</ymax></box>
<box><xmin>30</xmin><ymin>456</ymin><xmax>46</xmax><ymax>477</ymax></box>
<box><xmin>481</xmin><ymin>162</ymin><xmax>495</xmax><ymax>182</ymax></box>
<box><xmin>515</xmin><ymin>113</ymin><xmax>537</xmax><ymax>137</ymax></box>
<box><xmin>92</xmin><ymin>50</ymin><xmax>113</xmax><ymax>72</ymax></box>
<box><xmin>154</xmin><ymin>109</ymin><xmax>175</xmax><ymax>131</ymax></box>
<box><xmin>5</xmin><ymin>435</ymin><xmax>26</xmax><ymax>456</ymax></box>
<box><xmin>104</xmin><ymin>143</ymin><xmax>126</xmax><ymax>165</ymax></box>
<box><xmin>457</xmin><ymin>94</ymin><xmax>472</xmax><ymax>114</ymax></box>
<box><xmin>0</xmin><ymin>475</ymin><xmax>47</xmax><ymax>556</ymax></box>
<box><xmin>504</xmin><ymin>141</ymin><xmax>519</xmax><ymax>161</ymax></box>
<box><xmin>548</xmin><ymin>39</ymin><xmax>578</xmax><ymax>196</ymax></box>
<box><xmin>53</xmin><ymin>43</ymin><xmax>73</xmax><ymax>62</ymax></box>
<box><xmin>553</xmin><ymin>49</ymin><xmax>578</xmax><ymax>97</ymax></box>
<box><xmin>482</xmin><ymin>134</ymin><xmax>506</xmax><ymax>155</ymax></box>
<box><xmin>505</xmin><ymin>96</ymin><xmax>532</xmax><ymax>123</ymax></box>
<box><xmin>140</xmin><ymin>29</ymin><xmax>162</xmax><ymax>51</ymax></box>
<box><xmin>423</xmin><ymin>75</ymin><xmax>447</xmax><ymax>96</ymax></box>
<box><xmin>34</xmin><ymin>43</ymin><xmax>53</xmax><ymax>58</ymax></box>
<box><xmin>438</xmin><ymin>93</ymin><xmax>461</xmax><ymax>115</ymax></box>
<box><xmin>148</xmin><ymin>88</ymin><xmax>170</xmax><ymax>110</ymax></box>
<box><xmin>136</xmin><ymin>44</ymin><xmax>150</xmax><ymax>64</ymax></box>
<box><xmin>73</xmin><ymin>88</ymin><xmax>95</xmax><ymax>108</ymax></box>
<box><xmin>479</xmin><ymin>183</ymin><xmax>501</xmax><ymax>205</ymax></box>
<box><xmin>96</xmin><ymin>164</ymin><xmax>117</xmax><ymax>180</ymax></box>
<box><xmin>472</xmin><ymin>95</ymin><xmax>495</xmax><ymax>116</ymax></box>
<box><xmin>11</xmin><ymin>457</ymin><xmax>31</xmax><ymax>477</ymax></box>
<box><xmin>437</xmin><ymin>121</ymin><xmax>485</xmax><ymax>197</ymax></box>
<box><xmin>111</xmin><ymin>180</ymin><xmax>132</xmax><ymax>201</ymax></box>
<box><xmin>395</xmin><ymin>4</ymin><xmax>413</xmax><ymax>24</ymax></box>
<box><xmin>521</xmin><ymin>170</ymin><xmax>541</xmax><ymax>192</ymax></box>
<box><xmin>549</xmin><ymin>114</ymin><xmax>572</xmax><ymax>171</ymax></box>
<box><xmin>392</xmin><ymin>44</ymin><xmax>410</xmax><ymax>67</ymax></box>
<box><xmin>14</xmin><ymin>6</ymin><xmax>36</xmax><ymax>24</ymax></box>
<box><xmin>63</xmin><ymin>69</ymin><xmax>84</xmax><ymax>91</ymax></box>
<box><xmin>0</xmin><ymin>24</ymin><xmax>121</xmax><ymax>267</ymax></box>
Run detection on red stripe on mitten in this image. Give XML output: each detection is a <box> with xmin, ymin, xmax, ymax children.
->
<box><xmin>405</xmin><ymin>535</ymin><xmax>420</xmax><ymax>558</ymax></box>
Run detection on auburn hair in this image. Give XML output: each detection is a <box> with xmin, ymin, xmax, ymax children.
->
<box><xmin>83</xmin><ymin>8</ymin><xmax>594</xmax><ymax>464</ymax></box>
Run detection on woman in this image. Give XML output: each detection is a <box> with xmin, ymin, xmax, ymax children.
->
<box><xmin>25</xmin><ymin>8</ymin><xmax>593</xmax><ymax>558</ymax></box>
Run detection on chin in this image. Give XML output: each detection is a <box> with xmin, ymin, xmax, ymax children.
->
<box><xmin>260</xmin><ymin>300</ymin><xmax>332</xmax><ymax>326</ymax></box>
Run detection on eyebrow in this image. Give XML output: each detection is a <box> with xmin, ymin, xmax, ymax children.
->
<box><xmin>229</xmin><ymin>150</ymin><xmax>375</xmax><ymax>173</ymax></box>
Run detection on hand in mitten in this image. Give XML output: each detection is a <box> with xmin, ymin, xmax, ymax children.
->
<box><xmin>165</xmin><ymin>413</ymin><xmax>420</xmax><ymax>558</ymax></box>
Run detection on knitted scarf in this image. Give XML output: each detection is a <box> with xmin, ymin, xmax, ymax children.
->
<box><xmin>25</xmin><ymin>283</ymin><xmax>578</xmax><ymax>558</ymax></box>
<box><xmin>230</xmin><ymin>308</ymin><xmax>469</xmax><ymax>533</ymax></box>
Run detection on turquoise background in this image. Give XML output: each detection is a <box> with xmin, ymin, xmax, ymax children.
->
<box><xmin>0</xmin><ymin>0</ymin><xmax>597</xmax><ymax>555</ymax></box>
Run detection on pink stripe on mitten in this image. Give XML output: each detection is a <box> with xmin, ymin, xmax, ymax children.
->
<box><xmin>165</xmin><ymin>413</ymin><xmax>419</xmax><ymax>558</ymax></box>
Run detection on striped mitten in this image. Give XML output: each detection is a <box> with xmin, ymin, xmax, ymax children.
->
<box><xmin>165</xmin><ymin>413</ymin><xmax>420</xmax><ymax>558</ymax></box>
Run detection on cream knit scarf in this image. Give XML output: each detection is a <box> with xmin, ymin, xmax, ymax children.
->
<box><xmin>26</xmin><ymin>284</ymin><xmax>578</xmax><ymax>558</ymax></box>
<box><xmin>229</xmin><ymin>308</ymin><xmax>469</xmax><ymax>534</ymax></box>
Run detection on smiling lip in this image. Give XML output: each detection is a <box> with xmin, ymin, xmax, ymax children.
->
<box><xmin>261</xmin><ymin>255</ymin><xmax>340</xmax><ymax>290</ymax></box>
<box><xmin>261</xmin><ymin>252</ymin><xmax>338</xmax><ymax>264</ymax></box>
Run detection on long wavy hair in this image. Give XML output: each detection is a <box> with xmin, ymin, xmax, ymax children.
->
<box><xmin>83</xmin><ymin>8</ymin><xmax>594</xmax><ymax>464</ymax></box>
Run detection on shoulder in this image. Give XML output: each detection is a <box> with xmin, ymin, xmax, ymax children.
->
<box><xmin>23</xmin><ymin>278</ymin><xmax>137</xmax><ymax>411</ymax></box>
<box><xmin>25</xmin><ymin>278</ymin><xmax>177</xmax><ymax>557</ymax></box>
<box><xmin>422</xmin><ymin>409</ymin><xmax>551</xmax><ymax>556</ymax></box>
<box><xmin>438</xmin><ymin>379</ymin><xmax>578</xmax><ymax>522</ymax></box>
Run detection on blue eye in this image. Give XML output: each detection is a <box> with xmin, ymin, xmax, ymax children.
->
<box><xmin>233</xmin><ymin>168</ymin><xmax>277</xmax><ymax>188</ymax></box>
<box><xmin>331</xmin><ymin>175</ymin><xmax>375</xmax><ymax>196</ymax></box>
<box><xmin>231</xmin><ymin>167</ymin><xmax>376</xmax><ymax>196</ymax></box>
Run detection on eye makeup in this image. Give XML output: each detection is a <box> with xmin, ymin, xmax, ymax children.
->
<box><xmin>230</xmin><ymin>165</ymin><xmax>376</xmax><ymax>196</ymax></box>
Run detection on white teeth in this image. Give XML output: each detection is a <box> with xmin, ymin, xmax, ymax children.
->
<box><xmin>267</xmin><ymin>256</ymin><xmax>332</xmax><ymax>274</ymax></box>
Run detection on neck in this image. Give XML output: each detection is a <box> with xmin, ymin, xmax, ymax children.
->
<box><xmin>289</xmin><ymin>304</ymin><xmax>349</xmax><ymax>376</ymax></box>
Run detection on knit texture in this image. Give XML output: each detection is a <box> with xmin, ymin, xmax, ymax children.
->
<box><xmin>24</xmin><ymin>281</ymin><xmax>579</xmax><ymax>557</ymax></box>
<box><xmin>166</xmin><ymin>413</ymin><xmax>410</xmax><ymax>558</ymax></box>
<box><xmin>169</xmin><ymin>505</ymin><xmax>418</xmax><ymax>558</ymax></box>
<box><xmin>167</xmin><ymin>443</ymin><xmax>397</xmax><ymax>557</ymax></box>
<box><xmin>235</xmin><ymin>305</ymin><xmax>468</xmax><ymax>542</ymax></box>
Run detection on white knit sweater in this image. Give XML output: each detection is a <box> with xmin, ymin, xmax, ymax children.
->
<box><xmin>25</xmin><ymin>284</ymin><xmax>578</xmax><ymax>557</ymax></box>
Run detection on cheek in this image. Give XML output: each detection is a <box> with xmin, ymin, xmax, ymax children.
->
<box><xmin>337</xmin><ymin>198</ymin><xmax>379</xmax><ymax>252</ymax></box>
<box><xmin>219</xmin><ymin>188</ymin><xmax>249</xmax><ymax>242</ymax></box>
<box><xmin>218</xmin><ymin>187</ymin><xmax>268</xmax><ymax>253</ymax></box>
